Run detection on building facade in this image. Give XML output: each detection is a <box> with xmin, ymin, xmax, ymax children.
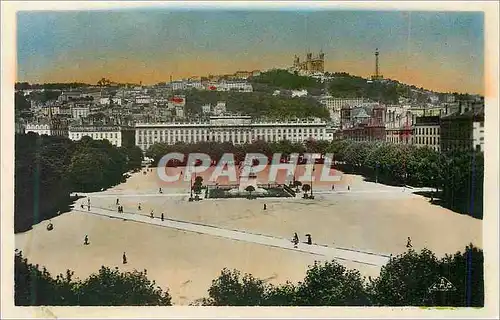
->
<box><xmin>68</xmin><ymin>125</ymin><xmax>135</xmax><ymax>147</ymax></box>
<box><xmin>135</xmin><ymin>116</ymin><xmax>328</xmax><ymax>151</ymax></box>
<box><xmin>25</xmin><ymin>118</ymin><xmax>69</xmax><ymax>137</ymax></box>
<box><xmin>472</xmin><ymin>119</ymin><xmax>485</xmax><ymax>152</ymax></box>
<box><xmin>71</xmin><ymin>104</ymin><xmax>90</xmax><ymax>119</ymax></box>
<box><xmin>440</xmin><ymin>108</ymin><xmax>484</xmax><ymax>153</ymax></box>
<box><xmin>412</xmin><ymin>116</ymin><xmax>441</xmax><ymax>152</ymax></box>
<box><xmin>292</xmin><ymin>52</ymin><xmax>325</xmax><ymax>74</ymax></box>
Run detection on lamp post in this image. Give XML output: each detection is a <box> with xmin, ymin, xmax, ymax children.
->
<box><xmin>311</xmin><ymin>166</ymin><xmax>315</xmax><ymax>198</ymax></box>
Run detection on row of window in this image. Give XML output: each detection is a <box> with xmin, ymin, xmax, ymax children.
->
<box><xmin>70</xmin><ymin>132</ymin><xmax>119</xmax><ymax>140</ymax></box>
<box><xmin>137</xmin><ymin>133</ymin><xmax>323</xmax><ymax>145</ymax></box>
<box><xmin>413</xmin><ymin>127</ymin><xmax>440</xmax><ymax>135</ymax></box>
<box><xmin>137</xmin><ymin>128</ymin><xmax>325</xmax><ymax>136</ymax></box>
<box><xmin>414</xmin><ymin>136</ymin><xmax>439</xmax><ymax>145</ymax></box>
<box><xmin>387</xmin><ymin>136</ymin><xmax>410</xmax><ymax>144</ymax></box>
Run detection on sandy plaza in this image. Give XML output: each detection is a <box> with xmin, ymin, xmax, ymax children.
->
<box><xmin>15</xmin><ymin>165</ymin><xmax>482</xmax><ymax>305</ymax></box>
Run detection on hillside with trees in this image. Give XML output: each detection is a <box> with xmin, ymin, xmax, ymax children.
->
<box><xmin>249</xmin><ymin>69</ymin><xmax>324</xmax><ymax>93</ymax></box>
<box><xmin>184</xmin><ymin>90</ymin><xmax>330</xmax><ymax>120</ymax></box>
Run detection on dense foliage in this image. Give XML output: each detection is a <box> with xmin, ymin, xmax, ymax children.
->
<box><xmin>15</xmin><ymin>251</ymin><xmax>171</xmax><ymax>306</ymax></box>
<box><xmin>15</xmin><ymin>133</ymin><xmax>143</xmax><ymax>232</ymax></box>
<box><xmin>147</xmin><ymin>139</ymin><xmax>483</xmax><ymax>218</ymax></box>
<box><xmin>202</xmin><ymin>245</ymin><xmax>483</xmax><ymax>307</ymax></box>
<box><xmin>250</xmin><ymin>69</ymin><xmax>323</xmax><ymax>91</ymax></box>
<box><xmin>15</xmin><ymin>242</ymin><xmax>483</xmax><ymax>307</ymax></box>
<box><xmin>183</xmin><ymin>90</ymin><xmax>330</xmax><ymax>120</ymax></box>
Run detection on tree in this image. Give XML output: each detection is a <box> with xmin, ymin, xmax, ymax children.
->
<box><xmin>367</xmin><ymin>249</ymin><xmax>443</xmax><ymax>306</ymax></box>
<box><xmin>15</xmin><ymin>251</ymin><xmax>76</xmax><ymax>305</ymax></box>
<box><xmin>15</xmin><ymin>252</ymin><xmax>172</xmax><ymax>306</ymax></box>
<box><xmin>76</xmin><ymin>266</ymin><xmax>171</xmax><ymax>306</ymax></box>
<box><xmin>439</xmin><ymin>244</ymin><xmax>484</xmax><ymax>307</ymax></box>
<box><xmin>293</xmin><ymin>180</ymin><xmax>302</xmax><ymax>192</ymax></box>
<box><xmin>245</xmin><ymin>185</ymin><xmax>256</xmax><ymax>199</ymax></box>
<box><xmin>301</xmin><ymin>183</ymin><xmax>311</xmax><ymax>196</ymax></box>
<box><xmin>295</xmin><ymin>261</ymin><xmax>370</xmax><ymax>306</ymax></box>
<box><xmin>192</xmin><ymin>176</ymin><xmax>204</xmax><ymax>196</ymax></box>
<box><xmin>15</xmin><ymin>92</ymin><xmax>31</xmax><ymax>112</ymax></box>
<box><xmin>203</xmin><ymin>268</ymin><xmax>267</xmax><ymax>306</ymax></box>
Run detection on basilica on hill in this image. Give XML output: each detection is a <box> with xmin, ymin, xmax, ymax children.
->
<box><xmin>291</xmin><ymin>51</ymin><xmax>325</xmax><ymax>75</ymax></box>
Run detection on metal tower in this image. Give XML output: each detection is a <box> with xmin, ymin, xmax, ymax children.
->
<box><xmin>371</xmin><ymin>48</ymin><xmax>384</xmax><ymax>81</ymax></box>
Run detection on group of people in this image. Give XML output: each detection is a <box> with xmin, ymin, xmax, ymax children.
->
<box><xmin>330</xmin><ymin>185</ymin><xmax>350</xmax><ymax>191</ymax></box>
<box><xmin>292</xmin><ymin>232</ymin><xmax>313</xmax><ymax>248</ymax></box>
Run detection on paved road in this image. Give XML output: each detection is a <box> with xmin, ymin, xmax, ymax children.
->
<box><xmin>77</xmin><ymin>199</ymin><xmax>390</xmax><ymax>267</ymax></box>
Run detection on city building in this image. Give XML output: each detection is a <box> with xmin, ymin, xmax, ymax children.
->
<box><xmin>68</xmin><ymin>124</ymin><xmax>135</xmax><ymax>147</ymax></box>
<box><xmin>135</xmin><ymin>116</ymin><xmax>328</xmax><ymax>151</ymax></box>
<box><xmin>71</xmin><ymin>104</ymin><xmax>90</xmax><ymax>119</ymax></box>
<box><xmin>291</xmin><ymin>52</ymin><xmax>325</xmax><ymax>74</ymax></box>
<box><xmin>15</xmin><ymin>118</ymin><xmax>26</xmax><ymax>134</ymax></box>
<box><xmin>412</xmin><ymin>116</ymin><xmax>441</xmax><ymax>152</ymax></box>
<box><xmin>175</xmin><ymin>107</ymin><xmax>185</xmax><ymax>118</ymax></box>
<box><xmin>25</xmin><ymin>117</ymin><xmax>69</xmax><ymax>137</ymax></box>
<box><xmin>99</xmin><ymin>97</ymin><xmax>122</xmax><ymax>106</ymax></box>
<box><xmin>58</xmin><ymin>91</ymin><xmax>82</xmax><ymax>102</ymax></box>
<box><xmin>213</xmin><ymin>102</ymin><xmax>227</xmax><ymax>115</ymax></box>
<box><xmin>385</xmin><ymin>106</ymin><xmax>413</xmax><ymax>145</ymax></box>
<box><xmin>201</xmin><ymin>104</ymin><xmax>211</xmax><ymax>114</ymax></box>
<box><xmin>319</xmin><ymin>96</ymin><xmax>365</xmax><ymax>127</ymax></box>
<box><xmin>440</xmin><ymin>103</ymin><xmax>485</xmax><ymax>153</ymax></box>
<box><xmin>291</xmin><ymin>89</ymin><xmax>308</xmax><ymax>98</ymax></box>
<box><xmin>171</xmin><ymin>81</ymin><xmax>187</xmax><ymax>91</ymax></box>
<box><xmin>135</xmin><ymin>96</ymin><xmax>151</xmax><ymax>105</ymax></box>
<box><xmin>341</xmin><ymin>105</ymin><xmax>386</xmax><ymax>142</ymax></box>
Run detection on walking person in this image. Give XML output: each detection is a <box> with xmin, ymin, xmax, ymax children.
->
<box><xmin>122</xmin><ymin>252</ymin><xmax>127</xmax><ymax>264</ymax></box>
<box><xmin>332</xmin><ymin>184</ymin><xmax>335</xmax><ymax>191</ymax></box>
<box><xmin>292</xmin><ymin>232</ymin><xmax>299</xmax><ymax>248</ymax></box>
<box><xmin>84</xmin><ymin>234</ymin><xmax>89</xmax><ymax>245</ymax></box>
<box><xmin>306</xmin><ymin>234</ymin><xmax>312</xmax><ymax>245</ymax></box>
<box><xmin>263</xmin><ymin>204</ymin><xmax>267</xmax><ymax>210</ymax></box>
<box><xmin>161</xmin><ymin>213</ymin><xmax>164</xmax><ymax>221</ymax></box>
<box><xmin>406</xmin><ymin>237</ymin><xmax>413</xmax><ymax>249</ymax></box>
<box><xmin>347</xmin><ymin>185</ymin><xmax>350</xmax><ymax>191</ymax></box>
<box><xmin>150</xmin><ymin>210</ymin><xmax>154</xmax><ymax>218</ymax></box>
<box><xmin>116</xmin><ymin>198</ymin><xmax>120</xmax><ymax>205</ymax></box>
<box><xmin>159</xmin><ymin>187</ymin><xmax>162</xmax><ymax>194</ymax></box>
<box><xmin>138</xmin><ymin>203</ymin><xmax>141</xmax><ymax>211</ymax></box>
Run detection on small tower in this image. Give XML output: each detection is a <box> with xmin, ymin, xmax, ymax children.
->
<box><xmin>371</xmin><ymin>48</ymin><xmax>384</xmax><ymax>81</ymax></box>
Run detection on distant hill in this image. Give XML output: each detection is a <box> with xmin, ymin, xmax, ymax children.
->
<box><xmin>250</xmin><ymin>69</ymin><xmax>476</xmax><ymax>105</ymax></box>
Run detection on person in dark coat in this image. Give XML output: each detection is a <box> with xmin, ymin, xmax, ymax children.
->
<box><xmin>292</xmin><ymin>233</ymin><xmax>299</xmax><ymax>248</ymax></box>
<box><xmin>306</xmin><ymin>234</ymin><xmax>312</xmax><ymax>245</ymax></box>
<box><xmin>84</xmin><ymin>235</ymin><xmax>89</xmax><ymax>245</ymax></box>
<box><xmin>263</xmin><ymin>204</ymin><xmax>267</xmax><ymax>210</ymax></box>
<box><xmin>161</xmin><ymin>213</ymin><xmax>164</xmax><ymax>221</ymax></box>
<box><xmin>122</xmin><ymin>252</ymin><xmax>127</xmax><ymax>264</ymax></box>
<box><xmin>406</xmin><ymin>237</ymin><xmax>413</xmax><ymax>248</ymax></box>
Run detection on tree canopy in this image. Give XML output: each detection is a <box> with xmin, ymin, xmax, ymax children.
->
<box><xmin>15</xmin><ymin>133</ymin><xmax>143</xmax><ymax>233</ymax></box>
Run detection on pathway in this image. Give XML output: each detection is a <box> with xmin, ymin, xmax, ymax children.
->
<box><xmin>77</xmin><ymin>200</ymin><xmax>390</xmax><ymax>267</ymax></box>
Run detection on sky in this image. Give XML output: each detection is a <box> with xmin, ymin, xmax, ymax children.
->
<box><xmin>17</xmin><ymin>9</ymin><xmax>484</xmax><ymax>94</ymax></box>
